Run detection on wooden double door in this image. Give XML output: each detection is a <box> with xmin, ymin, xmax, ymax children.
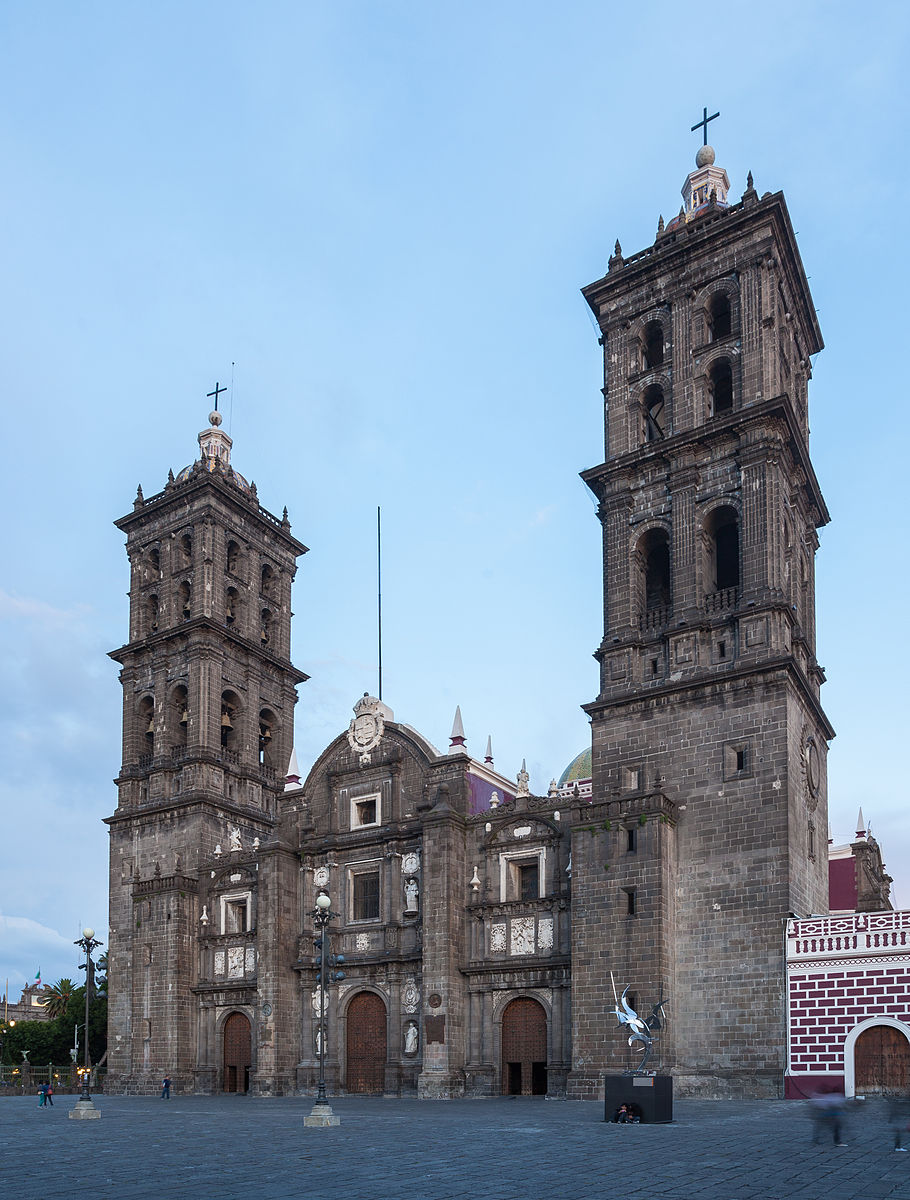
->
<box><xmin>346</xmin><ymin>992</ymin><xmax>387</xmax><ymax>1094</ymax></box>
<box><xmin>223</xmin><ymin>1011</ymin><xmax>251</xmax><ymax>1093</ymax></box>
<box><xmin>855</xmin><ymin>1025</ymin><xmax>910</xmax><ymax>1094</ymax></box>
<box><xmin>502</xmin><ymin>997</ymin><xmax>548</xmax><ymax>1096</ymax></box>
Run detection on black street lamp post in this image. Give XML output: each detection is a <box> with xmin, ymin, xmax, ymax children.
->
<box><xmin>69</xmin><ymin>927</ymin><xmax>103</xmax><ymax>1120</ymax></box>
<box><xmin>304</xmin><ymin>893</ymin><xmax>341</xmax><ymax>1127</ymax></box>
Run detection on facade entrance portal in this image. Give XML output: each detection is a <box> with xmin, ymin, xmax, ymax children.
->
<box><xmin>346</xmin><ymin>992</ymin><xmax>387</xmax><ymax>1094</ymax></box>
<box><xmin>502</xmin><ymin>997</ymin><xmax>547</xmax><ymax>1096</ymax></box>
<box><xmin>223</xmin><ymin>1012</ymin><xmax>251</xmax><ymax>1093</ymax></box>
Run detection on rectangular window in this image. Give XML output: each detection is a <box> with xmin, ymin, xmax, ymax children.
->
<box><xmin>352</xmin><ymin>871</ymin><xmax>380</xmax><ymax>921</ymax></box>
<box><xmin>518</xmin><ymin>862</ymin><xmax>539</xmax><ymax>901</ymax></box>
<box><xmin>351</xmin><ymin>793</ymin><xmax>380</xmax><ymax>828</ymax></box>
<box><xmin>624</xmin><ymin>888</ymin><xmax>637</xmax><ymax>916</ymax></box>
<box><xmin>627</xmin><ymin>828</ymin><xmax>637</xmax><ymax>853</ymax></box>
<box><xmin>220</xmin><ymin>892</ymin><xmax>252</xmax><ymax>935</ymax></box>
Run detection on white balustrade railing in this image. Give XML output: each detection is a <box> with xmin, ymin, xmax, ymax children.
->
<box><xmin>787</xmin><ymin>911</ymin><xmax>910</xmax><ymax>962</ymax></box>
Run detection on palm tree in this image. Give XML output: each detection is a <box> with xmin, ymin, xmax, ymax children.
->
<box><xmin>42</xmin><ymin>978</ymin><xmax>76</xmax><ymax>1019</ymax></box>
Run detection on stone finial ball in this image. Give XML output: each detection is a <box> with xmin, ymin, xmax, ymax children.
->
<box><xmin>696</xmin><ymin>144</ymin><xmax>716</xmax><ymax>168</ymax></box>
<box><xmin>209</xmin><ymin>410</ymin><xmax>223</xmax><ymax>427</ymax></box>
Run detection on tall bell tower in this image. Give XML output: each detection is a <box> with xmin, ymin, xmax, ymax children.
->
<box><xmin>569</xmin><ymin>138</ymin><xmax>834</xmax><ymax>1097</ymax></box>
<box><xmin>105</xmin><ymin>406</ymin><xmax>306</xmax><ymax>1092</ymax></box>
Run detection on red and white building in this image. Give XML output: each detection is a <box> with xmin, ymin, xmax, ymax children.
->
<box><xmin>785</xmin><ymin>813</ymin><xmax>908</xmax><ymax>1098</ymax></box>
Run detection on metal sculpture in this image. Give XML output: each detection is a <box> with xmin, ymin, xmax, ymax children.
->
<box><xmin>611</xmin><ymin>972</ymin><xmax>668</xmax><ymax>1075</ymax></box>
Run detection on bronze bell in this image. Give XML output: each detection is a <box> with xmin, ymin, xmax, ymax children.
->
<box><xmin>180</xmin><ymin>707</ymin><xmax>188</xmax><ymax>725</ymax></box>
<box><xmin>221</xmin><ymin>711</ymin><xmax>233</xmax><ymax>730</ymax></box>
<box><xmin>146</xmin><ymin>717</ymin><xmax>155</xmax><ymax>735</ymax></box>
<box><xmin>260</xmin><ymin>725</ymin><xmax>271</xmax><ymax>742</ymax></box>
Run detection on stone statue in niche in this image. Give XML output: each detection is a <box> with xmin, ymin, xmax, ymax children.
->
<box><xmin>229</xmin><ymin>826</ymin><xmax>242</xmax><ymax>852</ymax></box>
<box><xmin>404</xmin><ymin>878</ymin><xmax>419</xmax><ymax>914</ymax></box>
<box><xmin>404</xmin><ymin>1021</ymin><xmax>419</xmax><ymax>1055</ymax></box>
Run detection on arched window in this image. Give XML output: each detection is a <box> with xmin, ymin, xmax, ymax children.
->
<box><xmin>147</xmin><ymin>547</ymin><xmax>160</xmax><ymax>579</ymax></box>
<box><xmin>260</xmin><ymin>608</ymin><xmax>272</xmax><ymax>646</ymax></box>
<box><xmin>146</xmin><ymin>594</ymin><xmax>160</xmax><ymax>633</ymax></box>
<box><xmin>179</xmin><ymin>533</ymin><xmax>192</xmax><ymax>564</ymax></box>
<box><xmin>139</xmin><ymin>696</ymin><xmax>155</xmax><ymax>755</ymax></box>
<box><xmin>708</xmin><ymin>292</ymin><xmax>732</xmax><ymax>340</ymax></box>
<box><xmin>172</xmin><ymin>685</ymin><xmax>188</xmax><ymax>747</ymax></box>
<box><xmin>259</xmin><ymin>708</ymin><xmax>277</xmax><ymax>768</ymax></box>
<box><xmin>178</xmin><ymin>580</ymin><xmax>191</xmax><ymax>621</ymax></box>
<box><xmin>709</xmin><ymin>359</ymin><xmax>733</xmax><ymax>415</ymax></box>
<box><xmin>260</xmin><ymin>564</ymin><xmax>275</xmax><ymax>598</ymax></box>
<box><xmin>225</xmin><ymin>587</ymin><xmax>240</xmax><ymax>628</ymax></box>
<box><xmin>642</xmin><ymin>321</ymin><xmax>664</xmax><ymax>370</ymax></box>
<box><xmin>643</xmin><ymin>385</ymin><xmax>666</xmax><ymax>442</ymax></box>
<box><xmin>226</xmin><ymin>540</ymin><xmax>240</xmax><ymax>575</ymax></box>
<box><xmin>221</xmin><ymin>691</ymin><xmax>240</xmax><ymax>752</ymax></box>
<box><xmin>642</xmin><ymin>529</ymin><xmax>672</xmax><ymax>611</ymax></box>
<box><xmin>706</xmin><ymin>506</ymin><xmax>740</xmax><ymax>595</ymax></box>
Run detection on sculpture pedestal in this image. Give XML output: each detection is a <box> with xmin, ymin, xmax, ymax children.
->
<box><xmin>604</xmin><ymin>1074</ymin><xmax>672</xmax><ymax>1124</ymax></box>
<box><xmin>304</xmin><ymin>1102</ymin><xmax>340</xmax><ymax>1127</ymax></box>
<box><xmin>69</xmin><ymin>1099</ymin><xmax>102</xmax><ymax>1120</ymax></box>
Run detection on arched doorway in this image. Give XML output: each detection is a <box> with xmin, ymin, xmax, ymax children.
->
<box><xmin>855</xmin><ymin>1024</ymin><xmax>910</xmax><ymax>1094</ymax></box>
<box><xmin>346</xmin><ymin>992</ymin><xmax>386</xmax><ymax>1094</ymax></box>
<box><xmin>223</xmin><ymin>1012</ymin><xmax>251</xmax><ymax>1093</ymax></box>
<box><xmin>501</xmin><ymin>997</ymin><xmax>547</xmax><ymax>1096</ymax></box>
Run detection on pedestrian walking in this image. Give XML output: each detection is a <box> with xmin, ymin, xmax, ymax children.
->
<box><xmin>888</xmin><ymin>1094</ymin><xmax>910</xmax><ymax>1151</ymax></box>
<box><xmin>37</xmin><ymin>1083</ymin><xmax>46</xmax><ymax>1108</ymax></box>
<box><xmin>161</xmin><ymin>1074</ymin><xmax>171</xmax><ymax>1099</ymax></box>
<box><xmin>809</xmin><ymin>1089</ymin><xmax>848</xmax><ymax>1147</ymax></box>
<box><xmin>45</xmin><ymin>1082</ymin><xmax>54</xmax><ymax>1107</ymax></box>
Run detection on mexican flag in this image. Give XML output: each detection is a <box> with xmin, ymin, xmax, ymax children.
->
<box><xmin>34</xmin><ymin>968</ymin><xmax>41</xmax><ymax>985</ymax></box>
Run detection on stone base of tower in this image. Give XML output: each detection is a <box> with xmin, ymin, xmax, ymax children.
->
<box><xmin>417</xmin><ymin>1069</ymin><xmax>466</xmax><ymax>1100</ymax></box>
<box><xmin>672</xmin><ymin>1069</ymin><xmax>781</xmax><ymax>1100</ymax></box>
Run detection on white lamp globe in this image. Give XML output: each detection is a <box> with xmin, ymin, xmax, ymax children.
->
<box><xmin>83</xmin><ymin>927</ymin><xmax>95</xmax><ymax>941</ymax></box>
<box><xmin>315</xmin><ymin>893</ymin><xmax>331</xmax><ymax>910</ymax></box>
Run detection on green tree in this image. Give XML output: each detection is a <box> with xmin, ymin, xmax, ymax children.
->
<box><xmin>41</xmin><ymin>978</ymin><xmax>76</xmax><ymax>1020</ymax></box>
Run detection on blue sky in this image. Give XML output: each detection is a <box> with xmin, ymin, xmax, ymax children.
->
<box><xmin>1</xmin><ymin>1</ymin><xmax>908</xmax><ymax>991</ymax></box>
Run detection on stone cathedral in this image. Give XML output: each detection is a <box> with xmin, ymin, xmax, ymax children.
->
<box><xmin>106</xmin><ymin>141</ymin><xmax>831</xmax><ymax>1100</ymax></box>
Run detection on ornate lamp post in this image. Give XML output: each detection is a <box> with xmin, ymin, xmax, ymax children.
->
<box><xmin>304</xmin><ymin>893</ymin><xmax>341</xmax><ymax>1127</ymax></box>
<box><xmin>69</xmin><ymin>927</ymin><xmax>102</xmax><ymax>1120</ymax></box>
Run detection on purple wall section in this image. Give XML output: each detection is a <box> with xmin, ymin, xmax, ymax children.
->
<box><xmin>829</xmin><ymin>857</ymin><xmax>857</xmax><ymax>912</ymax></box>
<box><xmin>467</xmin><ymin>772</ymin><xmax>514</xmax><ymax>816</ymax></box>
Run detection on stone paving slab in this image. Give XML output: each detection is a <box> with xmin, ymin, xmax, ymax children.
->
<box><xmin>1</xmin><ymin>1094</ymin><xmax>909</xmax><ymax>1200</ymax></box>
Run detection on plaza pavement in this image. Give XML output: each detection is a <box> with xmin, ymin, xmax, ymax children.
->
<box><xmin>1</xmin><ymin>1092</ymin><xmax>908</xmax><ymax>1200</ymax></box>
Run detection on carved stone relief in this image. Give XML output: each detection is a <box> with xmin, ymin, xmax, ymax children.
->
<box><xmin>538</xmin><ymin>917</ymin><xmax>554</xmax><ymax>951</ymax></box>
<box><xmin>491</xmin><ymin>923</ymin><xmax>507</xmax><ymax>952</ymax></box>
<box><xmin>227</xmin><ymin>947</ymin><xmax>244</xmax><ymax>978</ymax></box>
<box><xmin>402</xmin><ymin>979</ymin><xmax>420</xmax><ymax>1013</ymax></box>
<box><xmin>511</xmin><ymin>917</ymin><xmax>535</xmax><ymax>955</ymax></box>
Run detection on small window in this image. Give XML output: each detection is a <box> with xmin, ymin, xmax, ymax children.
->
<box><xmin>179</xmin><ymin>533</ymin><xmax>192</xmax><ymax>563</ymax></box>
<box><xmin>709</xmin><ymin>359</ymin><xmax>733</xmax><ymax>415</ymax></box>
<box><xmin>260</xmin><ymin>608</ymin><xmax>271</xmax><ymax>645</ymax></box>
<box><xmin>642</xmin><ymin>321</ymin><xmax>664</xmax><ymax>370</ymax></box>
<box><xmin>261</xmin><ymin>564</ymin><xmax>275</xmax><ymax>598</ymax></box>
<box><xmin>627</xmin><ymin>828</ymin><xmax>637</xmax><ymax>853</ymax></box>
<box><xmin>624</xmin><ymin>888</ymin><xmax>637</xmax><ymax>916</ymax></box>
<box><xmin>352</xmin><ymin>871</ymin><xmax>380</xmax><ymax>921</ymax></box>
<box><xmin>352</xmin><ymin>794</ymin><xmax>380</xmax><ymax>828</ymax></box>
<box><xmin>724</xmin><ymin>741</ymin><xmax>752</xmax><ymax>780</ymax></box>
<box><xmin>643</xmin><ymin>384</ymin><xmax>665</xmax><ymax>442</ymax></box>
<box><xmin>178</xmin><ymin>580</ymin><xmax>191</xmax><ymax>621</ymax></box>
<box><xmin>709</xmin><ymin>292</ymin><xmax>732</xmax><ymax>340</ymax></box>
<box><xmin>226</xmin><ymin>540</ymin><xmax>240</xmax><ymax>575</ymax></box>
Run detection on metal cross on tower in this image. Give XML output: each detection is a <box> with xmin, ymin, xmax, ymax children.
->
<box><xmin>207</xmin><ymin>381</ymin><xmax>226</xmax><ymax>410</ymax></box>
<box><xmin>690</xmin><ymin>106</ymin><xmax>720</xmax><ymax>146</ymax></box>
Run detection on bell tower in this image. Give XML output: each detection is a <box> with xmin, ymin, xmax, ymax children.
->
<box><xmin>569</xmin><ymin>138</ymin><xmax>834</xmax><ymax>1097</ymax></box>
<box><xmin>105</xmin><ymin>407</ymin><xmax>307</xmax><ymax>1092</ymax></box>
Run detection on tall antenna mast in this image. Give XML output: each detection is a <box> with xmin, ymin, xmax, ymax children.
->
<box><xmin>377</xmin><ymin>506</ymin><xmax>382</xmax><ymax>701</ymax></box>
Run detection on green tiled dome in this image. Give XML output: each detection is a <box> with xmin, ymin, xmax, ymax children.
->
<box><xmin>557</xmin><ymin>747</ymin><xmax>592</xmax><ymax>787</ymax></box>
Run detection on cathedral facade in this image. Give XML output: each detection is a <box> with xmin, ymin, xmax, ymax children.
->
<box><xmin>106</xmin><ymin>144</ymin><xmax>831</xmax><ymax>1100</ymax></box>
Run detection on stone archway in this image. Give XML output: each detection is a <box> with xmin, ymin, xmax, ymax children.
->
<box><xmin>223</xmin><ymin>1011</ymin><xmax>251</xmax><ymax>1093</ymax></box>
<box><xmin>501</xmin><ymin>997</ymin><xmax>547</xmax><ymax>1096</ymax></box>
<box><xmin>855</xmin><ymin>1024</ymin><xmax>910</xmax><ymax>1094</ymax></box>
<box><xmin>346</xmin><ymin>992</ymin><xmax>386</xmax><ymax>1094</ymax></box>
